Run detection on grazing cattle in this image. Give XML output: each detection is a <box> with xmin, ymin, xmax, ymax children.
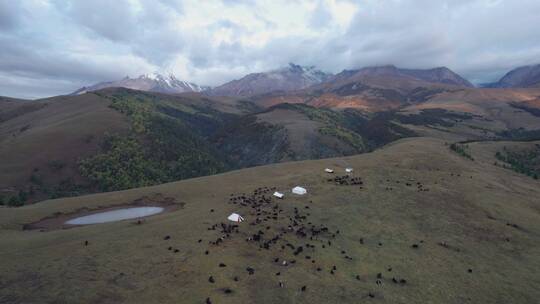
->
<box><xmin>301</xmin><ymin>286</ymin><xmax>307</xmax><ymax>292</ymax></box>
<box><xmin>279</xmin><ymin>281</ymin><xmax>284</xmax><ymax>288</ymax></box>
<box><xmin>84</xmin><ymin>240</ymin><xmax>88</xmax><ymax>246</ymax></box>
<box><xmin>412</xmin><ymin>244</ymin><xmax>419</xmax><ymax>249</ymax></box>
<box><xmin>208</xmin><ymin>276</ymin><xmax>215</xmax><ymax>283</ymax></box>
<box><xmin>224</xmin><ymin>288</ymin><xmax>233</xmax><ymax>294</ymax></box>
<box><xmin>164</xmin><ymin>235</ymin><xmax>170</xmax><ymax>240</ymax></box>
<box><xmin>468</xmin><ymin>268</ymin><xmax>473</xmax><ymax>273</ymax></box>
<box><xmin>219</xmin><ymin>263</ymin><xmax>226</xmax><ymax>267</ymax></box>
<box><xmin>246</xmin><ymin>267</ymin><xmax>255</xmax><ymax>275</ymax></box>
<box><xmin>206</xmin><ymin>297</ymin><xmax>212</xmax><ymax>304</ymax></box>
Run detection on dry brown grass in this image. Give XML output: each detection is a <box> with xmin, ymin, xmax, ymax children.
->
<box><xmin>1</xmin><ymin>137</ymin><xmax>539</xmax><ymax>303</ymax></box>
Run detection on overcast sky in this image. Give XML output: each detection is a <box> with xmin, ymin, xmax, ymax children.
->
<box><xmin>1</xmin><ymin>0</ymin><xmax>539</xmax><ymax>99</ymax></box>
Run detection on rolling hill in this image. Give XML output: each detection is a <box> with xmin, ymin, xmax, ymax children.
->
<box><xmin>1</xmin><ymin>137</ymin><xmax>539</xmax><ymax>303</ymax></box>
<box><xmin>0</xmin><ymin>88</ymin><xmax>419</xmax><ymax>204</ymax></box>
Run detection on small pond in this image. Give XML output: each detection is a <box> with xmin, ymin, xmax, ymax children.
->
<box><xmin>65</xmin><ymin>207</ymin><xmax>164</xmax><ymax>225</ymax></box>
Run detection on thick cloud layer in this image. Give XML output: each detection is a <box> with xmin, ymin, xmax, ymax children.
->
<box><xmin>0</xmin><ymin>0</ymin><xmax>539</xmax><ymax>99</ymax></box>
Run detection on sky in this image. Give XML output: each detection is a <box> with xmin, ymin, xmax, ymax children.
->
<box><xmin>1</xmin><ymin>0</ymin><xmax>539</xmax><ymax>99</ymax></box>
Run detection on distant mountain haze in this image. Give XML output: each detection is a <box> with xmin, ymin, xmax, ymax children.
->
<box><xmin>483</xmin><ymin>64</ymin><xmax>540</xmax><ymax>88</ymax></box>
<box><xmin>329</xmin><ymin>65</ymin><xmax>474</xmax><ymax>88</ymax></box>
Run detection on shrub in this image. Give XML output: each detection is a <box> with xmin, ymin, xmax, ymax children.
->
<box><xmin>450</xmin><ymin>143</ymin><xmax>474</xmax><ymax>160</ymax></box>
<box><xmin>8</xmin><ymin>196</ymin><xmax>23</xmax><ymax>207</ymax></box>
<box><xmin>48</xmin><ymin>160</ymin><xmax>66</xmax><ymax>171</ymax></box>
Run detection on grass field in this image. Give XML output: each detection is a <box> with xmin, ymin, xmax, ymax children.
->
<box><xmin>1</xmin><ymin>137</ymin><xmax>539</xmax><ymax>303</ymax></box>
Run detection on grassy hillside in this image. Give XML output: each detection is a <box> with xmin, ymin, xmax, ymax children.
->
<box><xmin>0</xmin><ymin>92</ymin><xmax>418</xmax><ymax>204</ymax></box>
<box><xmin>1</xmin><ymin>137</ymin><xmax>539</xmax><ymax>303</ymax></box>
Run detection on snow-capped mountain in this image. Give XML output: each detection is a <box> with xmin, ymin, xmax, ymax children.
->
<box><xmin>72</xmin><ymin>73</ymin><xmax>208</xmax><ymax>95</ymax></box>
<box><xmin>208</xmin><ymin>63</ymin><xmax>333</xmax><ymax>97</ymax></box>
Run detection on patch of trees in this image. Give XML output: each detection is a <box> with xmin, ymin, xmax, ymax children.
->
<box><xmin>497</xmin><ymin>128</ymin><xmax>540</xmax><ymax>141</ymax></box>
<box><xmin>495</xmin><ymin>145</ymin><xmax>540</xmax><ymax>179</ymax></box>
<box><xmin>509</xmin><ymin>102</ymin><xmax>540</xmax><ymax>117</ymax></box>
<box><xmin>80</xmin><ymin>93</ymin><xmax>231</xmax><ymax>192</ymax></box>
<box><xmin>449</xmin><ymin>143</ymin><xmax>474</xmax><ymax>160</ymax></box>
<box><xmin>0</xmin><ymin>190</ymin><xmax>28</xmax><ymax>207</ymax></box>
<box><xmin>394</xmin><ymin>109</ymin><xmax>472</xmax><ymax>127</ymax></box>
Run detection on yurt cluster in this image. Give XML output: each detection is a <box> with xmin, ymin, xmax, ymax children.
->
<box><xmin>184</xmin><ymin>166</ymin><xmax>409</xmax><ymax>303</ymax></box>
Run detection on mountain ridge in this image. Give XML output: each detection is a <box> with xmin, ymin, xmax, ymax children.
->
<box><xmin>72</xmin><ymin>73</ymin><xmax>208</xmax><ymax>95</ymax></box>
<box><xmin>207</xmin><ymin>63</ymin><xmax>333</xmax><ymax>97</ymax></box>
<box><xmin>483</xmin><ymin>64</ymin><xmax>540</xmax><ymax>88</ymax></box>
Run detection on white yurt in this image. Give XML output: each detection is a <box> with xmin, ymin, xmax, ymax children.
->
<box><xmin>325</xmin><ymin>168</ymin><xmax>334</xmax><ymax>173</ymax></box>
<box><xmin>292</xmin><ymin>186</ymin><xmax>307</xmax><ymax>195</ymax></box>
<box><xmin>273</xmin><ymin>191</ymin><xmax>284</xmax><ymax>199</ymax></box>
<box><xmin>227</xmin><ymin>213</ymin><xmax>244</xmax><ymax>222</ymax></box>
<box><xmin>345</xmin><ymin>167</ymin><xmax>354</xmax><ymax>173</ymax></box>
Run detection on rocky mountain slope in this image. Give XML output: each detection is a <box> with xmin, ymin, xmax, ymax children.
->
<box><xmin>208</xmin><ymin>63</ymin><xmax>332</xmax><ymax>97</ymax></box>
<box><xmin>252</xmin><ymin>66</ymin><xmax>474</xmax><ymax>111</ymax></box>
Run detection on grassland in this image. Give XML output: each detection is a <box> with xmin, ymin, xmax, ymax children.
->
<box><xmin>1</xmin><ymin>137</ymin><xmax>539</xmax><ymax>303</ymax></box>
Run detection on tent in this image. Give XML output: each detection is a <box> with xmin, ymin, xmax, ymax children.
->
<box><xmin>324</xmin><ymin>168</ymin><xmax>334</xmax><ymax>173</ymax></box>
<box><xmin>345</xmin><ymin>167</ymin><xmax>354</xmax><ymax>173</ymax></box>
<box><xmin>292</xmin><ymin>186</ymin><xmax>307</xmax><ymax>195</ymax></box>
<box><xmin>273</xmin><ymin>191</ymin><xmax>284</xmax><ymax>199</ymax></box>
<box><xmin>227</xmin><ymin>213</ymin><xmax>244</xmax><ymax>222</ymax></box>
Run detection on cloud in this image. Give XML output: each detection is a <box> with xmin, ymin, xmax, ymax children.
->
<box><xmin>1</xmin><ymin>0</ymin><xmax>540</xmax><ymax>98</ymax></box>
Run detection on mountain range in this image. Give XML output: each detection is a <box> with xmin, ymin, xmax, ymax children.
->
<box><xmin>72</xmin><ymin>73</ymin><xmax>208</xmax><ymax>95</ymax></box>
<box><xmin>72</xmin><ymin>63</ymin><xmax>540</xmax><ymax>98</ymax></box>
